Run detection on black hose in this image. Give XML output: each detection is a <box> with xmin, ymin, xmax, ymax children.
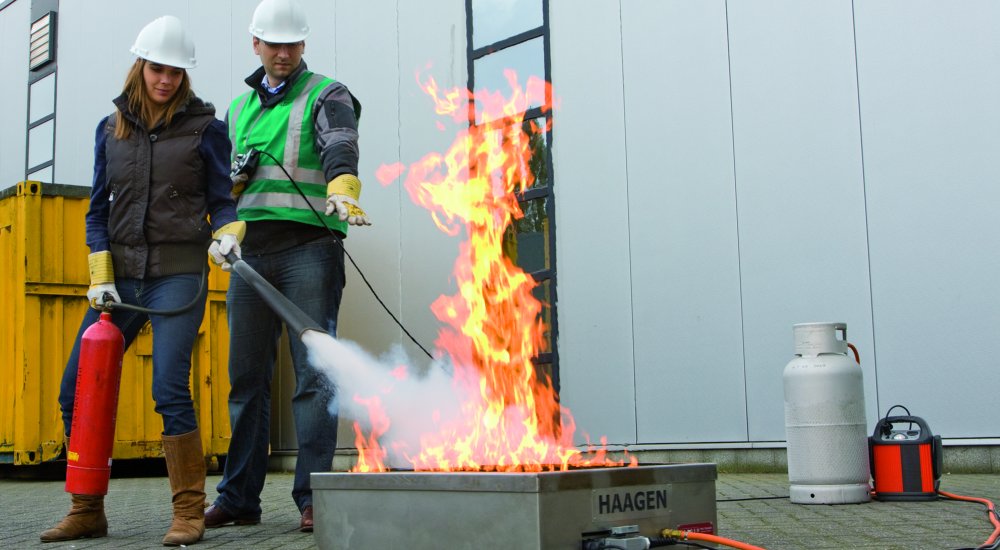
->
<box><xmin>252</xmin><ymin>148</ymin><xmax>434</xmax><ymax>359</ymax></box>
<box><xmin>103</xmin><ymin>264</ymin><xmax>208</xmax><ymax>316</ymax></box>
<box><xmin>224</xmin><ymin>250</ymin><xmax>326</xmax><ymax>339</ymax></box>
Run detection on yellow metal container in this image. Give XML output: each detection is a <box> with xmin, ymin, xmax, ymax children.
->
<box><xmin>0</xmin><ymin>181</ymin><xmax>232</xmax><ymax>465</ymax></box>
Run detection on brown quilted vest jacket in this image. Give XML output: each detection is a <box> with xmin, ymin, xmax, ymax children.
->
<box><xmin>104</xmin><ymin>94</ymin><xmax>216</xmax><ymax>279</ymax></box>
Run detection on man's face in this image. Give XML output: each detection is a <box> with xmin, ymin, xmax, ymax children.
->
<box><xmin>253</xmin><ymin>37</ymin><xmax>305</xmax><ymax>84</ymax></box>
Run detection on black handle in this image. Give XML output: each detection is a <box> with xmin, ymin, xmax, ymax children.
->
<box><xmin>872</xmin><ymin>415</ymin><xmax>932</xmax><ymax>440</ymax></box>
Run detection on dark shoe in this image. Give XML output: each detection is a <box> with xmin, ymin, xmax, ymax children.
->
<box><xmin>299</xmin><ymin>506</ymin><xmax>313</xmax><ymax>532</ymax></box>
<box><xmin>204</xmin><ymin>504</ymin><xmax>260</xmax><ymax>528</ymax></box>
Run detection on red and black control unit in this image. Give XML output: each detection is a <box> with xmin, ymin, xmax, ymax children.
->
<box><xmin>869</xmin><ymin>414</ymin><xmax>942</xmax><ymax>501</ymax></box>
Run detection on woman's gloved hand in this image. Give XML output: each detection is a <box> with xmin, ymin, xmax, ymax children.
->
<box><xmin>87</xmin><ymin>251</ymin><xmax>121</xmax><ymax>309</ymax></box>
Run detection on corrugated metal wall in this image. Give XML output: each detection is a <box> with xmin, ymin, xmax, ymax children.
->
<box><xmin>0</xmin><ymin>0</ymin><xmax>29</xmax><ymax>188</ymax></box>
<box><xmin>2</xmin><ymin>0</ymin><xmax>997</xmax><ymax>455</ymax></box>
<box><xmin>552</xmin><ymin>0</ymin><xmax>1000</xmax><ymax>445</ymax></box>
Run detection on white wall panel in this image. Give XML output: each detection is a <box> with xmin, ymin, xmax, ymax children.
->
<box><xmin>855</xmin><ymin>1</ymin><xmax>1000</xmax><ymax>437</ymax></box>
<box><xmin>1</xmin><ymin>0</ymin><xmax>30</xmax><ymax>189</ymax></box>
<box><xmin>624</xmin><ymin>0</ymin><xmax>746</xmax><ymax>443</ymax></box>
<box><xmin>186</xmin><ymin>1</ymin><xmax>239</xmax><ymax>114</ymax></box>
<box><xmin>333</xmin><ymin>0</ymin><xmax>404</xmax><ymax>357</ymax></box>
<box><xmin>397</xmin><ymin>0</ymin><xmax>468</xmax><ymax>364</ymax></box>
<box><xmin>54</xmin><ymin>1</ymin><xmax>162</xmax><ymax>186</ymax></box>
<box><xmin>550</xmin><ymin>0</ymin><xmax>636</xmax><ymax>445</ymax></box>
<box><xmin>728</xmin><ymin>0</ymin><xmax>875</xmax><ymax>441</ymax></box>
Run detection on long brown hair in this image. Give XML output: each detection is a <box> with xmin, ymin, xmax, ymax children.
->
<box><xmin>113</xmin><ymin>58</ymin><xmax>192</xmax><ymax>140</ymax></box>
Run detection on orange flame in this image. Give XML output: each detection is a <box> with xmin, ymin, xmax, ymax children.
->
<box><xmin>362</xmin><ymin>70</ymin><xmax>635</xmax><ymax>472</ymax></box>
<box><xmin>351</xmin><ymin>394</ymin><xmax>390</xmax><ymax>472</ymax></box>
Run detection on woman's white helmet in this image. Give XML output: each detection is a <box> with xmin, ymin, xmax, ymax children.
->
<box><xmin>249</xmin><ymin>0</ymin><xmax>310</xmax><ymax>43</ymax></box>
<box><xmin>130</xmin><ymin>15</ymin><xmax>197</xmax><ymax>69</ymax></box>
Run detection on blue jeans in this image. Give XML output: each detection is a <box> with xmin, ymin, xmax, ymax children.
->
<box><xmin>214</xmin><ymin>239</ymin><xmax>344</xmax><ymax>516</ymax></box>
<box><xmin>60</xmin><ymin>273</ymin><xmax>206</xmax><ymax>437</ymax></box>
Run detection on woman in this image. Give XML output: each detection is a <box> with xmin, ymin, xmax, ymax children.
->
<box><xmin>40</xmin><ymin>16</ymin><xmax>244</xmax><ymax>546</ymax></box>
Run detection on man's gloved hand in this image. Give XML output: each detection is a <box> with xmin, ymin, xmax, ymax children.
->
<box><xmin>87</xmin><ymin>251</ymin><xmax>121</xmax><ymax>309</ymax></box>
<box><xmin>208</xmin><ymin>221</ymin><xmax>246</xmax><ymax>272</ymax></box>
<box><xmin>230</xmin><ymin>150</ymin><xmax>259</xmax><ymax>199</ymax></box>
<box><xmin>231</xmin><ymin>172</ymin><xmax>249</xmax><ymax>199</ymax></box>
<box><xmin>325</xmin><ymin>174</ymin><xmax>372</xmax><ymax>226</ymax></box>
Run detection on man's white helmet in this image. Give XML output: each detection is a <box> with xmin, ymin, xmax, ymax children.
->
<box><xmin>249</xmin><ymin>0</ymin><xmax>310</xmax><ymax>43</ymax></box>
<box><xmin>130</xmin><ymin>15</ymin><xmax>197</xmax><ymax>69</ymax></box>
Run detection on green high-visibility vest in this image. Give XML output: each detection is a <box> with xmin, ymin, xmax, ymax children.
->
<box><xmin>228</xmin><ymin>71</ymin><xmax>347</xmax><ymax>233</ymax></box>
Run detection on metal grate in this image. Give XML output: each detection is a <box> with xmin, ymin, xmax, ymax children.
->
<box><xmin>29</xmin><ymin>12</ymin><xmax>55</xmax><ymax>70</ymax></box>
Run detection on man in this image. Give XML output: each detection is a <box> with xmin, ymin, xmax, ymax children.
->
<box><xmin>206</xmin><ymin>0</ymin><xmax>369</xmax><ymax>533</ymax></box>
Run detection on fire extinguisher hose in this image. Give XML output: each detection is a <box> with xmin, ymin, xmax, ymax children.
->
<box><xmin>223</xmin><ymin>250</ymin><xmax>326</xmax><ymax>339</ymax></box>
<box><xmin>938</xmin><ymin>490</ymin><xmax>1000</xmax><ymax>550</ymax></box>
<box><xmin>249</xmin><ymin>148</ymin><xmax>435</xmax><ymax>359</ymax></box>
<box><xmin>102</xmin><ymin>264</ymin><xmax>209</xmax><ymax>316</ymax></box>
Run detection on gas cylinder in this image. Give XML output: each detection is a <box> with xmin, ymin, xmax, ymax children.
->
<box><xmin>65</xmin><ymin>311</ymin><xmax>125</xmax><ymax>495</ymax></box>
<box><xmin>783</xmin><ymin>322</ymin><xmax>870</xmax><ymax>504</ymax></box>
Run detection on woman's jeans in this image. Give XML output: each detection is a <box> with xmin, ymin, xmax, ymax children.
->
<box><xmin>214</xmin><ymin>239</ymin><xmax>345</xmax><ymax>516</ymax></box>
<box><xmin>59</xmin><ymin>273</ymin><xmax>206</xmax><ymax>437</ymax></box>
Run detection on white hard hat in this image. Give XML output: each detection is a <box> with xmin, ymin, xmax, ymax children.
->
<box><xmin>249</xmin><ymin>0</ymin><xmax>310</xmax><ymax>43</ymax></box>
<box><xmin>130</xmin><ymin>15</ymin><xmax>197</xmax><ymax>69</ymax></box>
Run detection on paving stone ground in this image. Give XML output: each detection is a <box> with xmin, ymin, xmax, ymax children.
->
<box><xmin>2</xmin><ymin>465</ymin><xmax>997</xmax><ymax>549</ymax></box>
<box><xmin>716</xmin><ymin>473</ymin><xmax>1000</xmax><ymax>549</ymax></box>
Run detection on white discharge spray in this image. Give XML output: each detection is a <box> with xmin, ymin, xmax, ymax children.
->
<box><xmin>302</xmin><ymin>331</ymin><xmax>466</xmax><ymax>469</ymax></box>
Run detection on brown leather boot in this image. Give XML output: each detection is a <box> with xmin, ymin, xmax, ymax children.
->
<box><xmin>162</xmin><ymin>429</ymin><xmax>207</xmax><ymax>546</ymax></box>
<box><xmin>39</xmin><ymin>494</ymin><xmax>108</xmax><ymax>542</ymax></box>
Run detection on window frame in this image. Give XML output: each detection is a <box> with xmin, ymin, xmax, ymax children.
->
<box><xmin>25</xmin><ymin>4</ymin><xmax>58</xmax><ymax>181</ymax></box>
<box><xmin>465</xmin><ymin>0</ymin><xmax>559</xmax><ymax>390</ymax></box>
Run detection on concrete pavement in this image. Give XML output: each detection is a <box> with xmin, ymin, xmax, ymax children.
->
<box><xmin>2</xmin><ymin>465</ymin><xmax>998</xmax><ymax>549</ymax></box>
<box><xmin>717</xmin><ymin>473</ymin><xmax>1000</xmax><ymax>549</ymax></box>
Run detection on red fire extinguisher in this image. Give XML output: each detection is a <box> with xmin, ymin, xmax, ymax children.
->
<box><xmin>64</xmin><ymin>311</ymin><xmax>125</xmax><ymax>495</ymax></box>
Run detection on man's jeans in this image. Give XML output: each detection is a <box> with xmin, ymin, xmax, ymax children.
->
<box><xmin>60</xmin><ymin>273</ymin><xmax>206</xmax><ymax>437</ymax></box>
<box><xmin>215</xmin><ymin>239</ymin><xmax>345</xmax><ymax>516</ymax></box>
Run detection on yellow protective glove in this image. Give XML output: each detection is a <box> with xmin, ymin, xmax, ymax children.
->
<box><xmin>231</xmin><ymin>173</ymin><xmax>249</xmax><ymax>199</ymax></box>
<box><xmin>208</xmin><ymin>221</ymin><xmax>246</xmax><ymax>272</ymax></box>
<box><xmin>325</xmin><ymin>174</ymin><xmax>372</xmax><ymax>226</ymax></box>
<box><xmin>87</xmin><ymin>251</ymin><xmax>121</xmax><ymax>309</ymax></box>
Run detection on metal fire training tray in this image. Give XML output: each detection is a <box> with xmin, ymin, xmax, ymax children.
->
<box><xmin>312</xmin><ymin>462</ymin><xmax>718</xmax><ymax>549</ymax></box>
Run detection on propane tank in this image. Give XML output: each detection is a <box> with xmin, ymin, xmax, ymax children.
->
<box><xmin>783</xmin><ymin>322</ymin><xmax>870</xmax><ymax>504</ymax></box>
<box><xmin>65</xmin><ymin>311</ymin><xmax>125</xmax><ymax>495</ymax></box>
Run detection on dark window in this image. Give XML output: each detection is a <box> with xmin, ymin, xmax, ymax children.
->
<box><xmin>467</xmin><ymin>0</ymin><xmax>558</xmax><ymax>389</ymax></box>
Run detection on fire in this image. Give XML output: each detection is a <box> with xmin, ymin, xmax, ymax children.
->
<box><xmin>358</xmin><ymin>69</ymin><xmax>635</xmax><ymax>472</ymax></box>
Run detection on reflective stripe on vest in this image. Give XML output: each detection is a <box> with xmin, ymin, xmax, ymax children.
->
<box><xmin>227</xmin><ymin>93</ymin><xmax>252</xmax><ymax>162</ymax></box>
